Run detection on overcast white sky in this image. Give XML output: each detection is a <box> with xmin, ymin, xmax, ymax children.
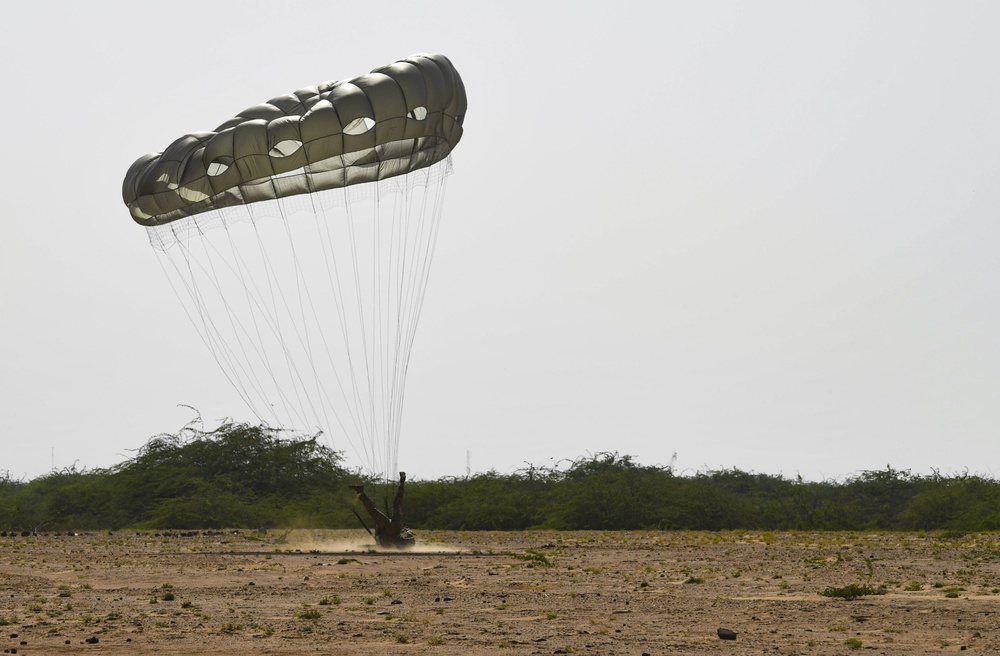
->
<box><xmin>2</xmin><ymin>1</ymin><xmax>998</xmax><ymax>482</ymax></box>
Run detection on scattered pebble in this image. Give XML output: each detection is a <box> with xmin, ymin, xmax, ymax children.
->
<box><xmin>718</xmin><ymin>628</ymin><xmax>738</xmax><ymax>640</ymax></box>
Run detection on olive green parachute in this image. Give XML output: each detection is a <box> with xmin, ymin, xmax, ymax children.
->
<box><xmin>122</xmin><ymin>54</ymin><xmax>467</xmax><ymax>481</ymax></box>
<box><xmin>123</xmin><ymin>53</ymin><xmax>465</xmax><ymax>226</ymax></box>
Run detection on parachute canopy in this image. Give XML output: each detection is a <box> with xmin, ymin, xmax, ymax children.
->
<box><xmin>123</xmin><ymin>53</ymin><xmax>466</xmax><ymax>226</ymax></box>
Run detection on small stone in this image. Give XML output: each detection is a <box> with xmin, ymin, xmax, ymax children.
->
<box><xmin>718</xmin><ymin>628</ymin><xmax>738</xmax><ymax>640</ymax></box>
<box><xmin>84</xmin><ymin>636</ymin><xmax>99</xmax><ymax>644</ymax></box>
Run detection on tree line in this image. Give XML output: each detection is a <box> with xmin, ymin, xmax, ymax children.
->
<box><xmin>2</xmin><ymin>423</ymin><xmax>998</xmax><ymax>533</ymax></box>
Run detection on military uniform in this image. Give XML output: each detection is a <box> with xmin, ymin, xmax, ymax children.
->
<box><xmin>352</xmin><ymin>472</ymin><xmax>414</xmax><ymax>548</ymax></box>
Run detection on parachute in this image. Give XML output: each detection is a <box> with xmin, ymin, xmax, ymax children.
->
<box><xmin>123</xmin><ymin>54</ymin><xmax>466</xmax><ymax>480</ymax></box>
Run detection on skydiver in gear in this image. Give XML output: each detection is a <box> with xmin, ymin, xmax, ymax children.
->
<box><xmin>350</xmin><ymin>472</ymin><xmax>415</xmax><ymax>548</ymax></box>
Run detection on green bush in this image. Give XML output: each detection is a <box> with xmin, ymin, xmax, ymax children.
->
<box><xmin>820</xmin><ymin>584</ymin><xmax>887</xmax><ymax>600</ymax></box>
<box><xmin>5</xmin><ymin>432</ymin><xmax>1000</xmax><ymax>532</ymax></box>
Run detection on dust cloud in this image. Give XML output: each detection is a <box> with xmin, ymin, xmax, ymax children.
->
<box><xmin>284</xmin><ymin>536</ymin><xmax>464</xmax><ymax>554</ymax></box>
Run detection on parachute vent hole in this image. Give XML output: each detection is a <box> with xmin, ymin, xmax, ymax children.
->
<box><xmin>269</xmin><ymin>139</ymin><xmax>303</xmax><ymax>158</ymax></box>
<box><xmin>207</xmin><ymin>160</ymin><xmax>232</xmax><ymax>177</ymax></box>
<box><xmin>155</xmin><ymin>172</ymin><xmax>179</xmax><ymax>190</ymax></box>
<box><xmin>407</xmin><ymin>106</ymin><xmax>427</xmax><ymax>120</ymax></box>
<box><xmin>343</xmin><ymin>116</ymin><xmax>376</xmax><ymax>135</ymax></box>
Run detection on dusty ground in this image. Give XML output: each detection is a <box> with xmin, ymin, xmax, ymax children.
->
<box><xmin>1</xmin><ymin>529</ymin><xmax>999</xmax><ymax>654</ymax></box>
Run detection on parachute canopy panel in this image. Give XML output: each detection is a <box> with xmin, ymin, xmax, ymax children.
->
<box><xmin>123</xmin><ymin>53</ymin><xmax>466</xmax><ymax>226</ymax></box>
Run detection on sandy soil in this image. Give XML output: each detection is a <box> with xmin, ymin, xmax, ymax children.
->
<box><xmin>1</xmin><ymin>529</ymin><xmax>999</xmax><ymax>654</ymax></box>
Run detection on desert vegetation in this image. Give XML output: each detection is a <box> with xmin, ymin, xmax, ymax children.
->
<box><xmin>3</xmin><ymin>422</ymin><xmax>1000</xmax><ymax>532</ymax></box>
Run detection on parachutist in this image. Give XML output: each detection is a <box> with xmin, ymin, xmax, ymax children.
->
<box><xmin>351</xmin><ymin>472</ymin><xmax>414</xmax><ymax>549</ymax></box>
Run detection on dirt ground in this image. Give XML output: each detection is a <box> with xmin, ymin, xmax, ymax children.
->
<box><xmin>1</xmin><ymin>529</ymin><xmax>999</xmax><ymax>654</ymax></box>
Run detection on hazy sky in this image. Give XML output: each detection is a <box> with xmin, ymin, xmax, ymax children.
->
<box><xmin>2</xmin><ymin>1</ymin><xmax>998</xmax><ymax>482</ymax></box>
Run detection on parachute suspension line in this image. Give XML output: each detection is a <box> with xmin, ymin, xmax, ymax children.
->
<box><xmin>379</xmin><ymin>179</ymin><xmax>404</xmax><ymax>482</ymax></box>
<box><xmin>387</xmin><ymin>182</ymin><xmax>411</xmax><ymax>480</ymax></box>
<box><xmin>302</xmin><ymin>185</ymin><xmax>368</xmax><ymax>459</ymax></box>
<box><xmin>388</xmin><ymin>182</ymin><xmax>415</xmax><ymax>479</ymax></box>
<box><xmin>217</xmin><ymin>218</ymin><xmax>302</xmax><ymax>427</ymax></box>
<box><xmin>277</xmin><ymin>199</ymin><xmax>347</xmax><ymax>445</ymax></box>
<box><xmin>376</xmin><ymin>182</ymin><xmax>399</xmax><ymax>482</ymax></box>
<box><xmin>245</xmin><ymin>202</ymin><xmax>325</xmax><ymax>432</ymax></box>
<box><xmin>380</xmin><ymin>181</ymin><xmax>403</xmax><ymax>477</ymax></box>
<box><xmin>369</xmin><ymin>163</ymin><xmax>452</xmax><ymax>481</ymax></box>
<box><xmin>212</xmin><ymin>207</ymin><xmax>309</xmax><ymax>429</ymax></box>
<box><xmin>398</xmin><ymin>169</ymin><xmax>448</xmax><ymax>458</ymax></box>
<box><xmin>373</xmin><ymin>183</ymin><xmax>387</xmax><ymax>480</ymax></box>
<box><xmin>382</xmin><ymin>185</ymin><xmax>399</xmax><ymax>482</ymax></box>
<box><xmin>144</xmin><ymin>157</ymin><xmax>454</xmax><ymax>482</ymax></box>
<box><xmin>321</xmin><ymin>193</ymin><xmax>374</xmax><ymax>464</ymax></box>
<box><xmin>399</xmin><ymin>170</ymin><xmax>447</xmax><ymax>465</ymax></box>
<box><xmin>200</xmin><ymin>222</ymin><xmax>290</xmax><ymax>424</ymax></box>
<box><xmin>173</xmin><ymin>201</ymin><xmax>306</xmax><ymax>432</ymax></box>
<box><xmin>246</xmin><ymin>206</ymin><xmax>304</xmax><ymax>424</ymax></box>
<box><xmin>383</xmin><ymin>189</ymin><xmax>401</xmax><ymax>481</ymax></box>
<box><xmin>154</xmin><ymin>241</ymin><xmax>264</xmax><ymax>417</ymax></box>
<box><xmin>307</xmin><ymin>185</ymin><xmax>382</xmax><ymax>458</ymax></box>
<box><xmin>374</xmin><ymin>184</ymin><xmax>393</xmax><ymax>481</ymax></box>
<box><xmin>184</xmin><ymin>211</ymin><xmax>315</xmax><ymax>429</ymax></box>
<box><xmin>161</xmin><ymin>221</ymin><xmax>286</xmax><ymax>427</ymax></box>
<box><xmin>344</xmin><ymin>185</ymin><xmax>378</xmax><ymax>471</ymax></box>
